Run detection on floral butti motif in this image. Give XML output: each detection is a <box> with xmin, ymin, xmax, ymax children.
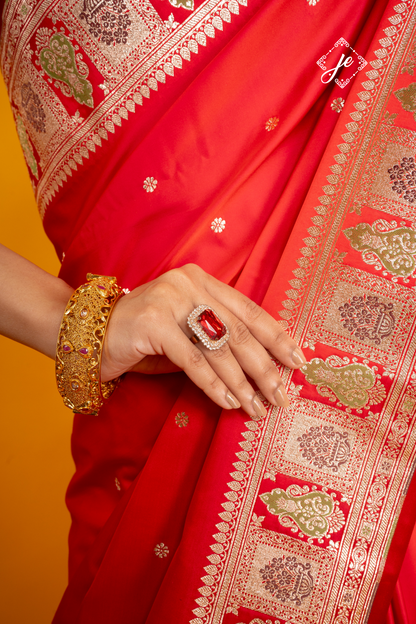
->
<box><xmin>265</xmin><ymin>116</ymin><xmax>279</xmax><ymax>131</ymax></box>
<box><xmin>211</xmin><ymin>217</ymin><xmax>226</xmax><ymax>232</ymax></box>
<box><xmin>39</xmin><ymin>34</ymin><xmax>94</xmax><ymax>107</ymax></box>
<box><xmin>331</xmin><ymin>97</ymin><xmax>344</xmax><ymax>113</ymax></box>
<box><xmin>297</xmin><ymin>426</ymin><xmax>350</xmax><ymax>472</ymax></box>
<box><xmin>394</xmin><ymin>82</ymin><xmax>416</xmax><ymax>121</ymax></box>
<box><xmin>80</xmin><ymin>0</ymin><xmax>132</xmax><ymax>46</ymax></box>
<box><xmin>175</xmin><ymin>412</ymin><xmax>189</xmax><ymax>427</ymax></box>
<box><xmin>154</xmin><ymin>543</ymin><xmax>169</xmax><ymax>558</ymax></box>
<box><xmin>301</xmin><ymin>356</ymin><xmax>386</xmax><ymax>410</ymax></box>
<box><xmin>388</xmin><ymin>156</ymin><xmax>416</xmax><ymax>203</ymax></box>
<box><xmin>143</xmin><ymin>176</ymin><xmax>157</xmax><ymax>192</ymax></box>
<box><xmin>260</xmin><ymin>484</ymin><xmax>345</xmax><ymax>541</ymax></box>
<box><xmin>343</xmin><ymin>220</ymin><xmax>416</xmax><ymax>280</ymax></box>
<box><xmin>338</xmin><ymin>295</ymin><xmax>395</xmax><ymax>344</ymax></box>
<box><xmin>259</xmin><ymin>555</ymin><xmax>314</xmax><ymax>605</ymax></box>
<box><xmin>21</xmin><ymin>83</ymin><xmax>46</xmax><ymax>132</ymax></box>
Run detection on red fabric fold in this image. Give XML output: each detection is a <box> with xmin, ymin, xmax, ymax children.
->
<box><xmin>2</xmin><ymin>0</ymin><xmax>414</xmax><ymax>621</ymax></box>
<box><xmin>49</xmin><ymin>0</ymin><xmax>416</xmax><ymax>620</ymax></box>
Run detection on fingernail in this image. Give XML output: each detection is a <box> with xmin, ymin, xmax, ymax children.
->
<box><xmin>292</xmin><ymin>347</ymin><xmax>307</xmax><ymax>367</ymax></box>
<box><xmin>253</xmin><ymin>396</ymin><xmax>267</xmax><ymax>420</ymax></box>
<box><xmin>275</xmin><ymin>385</ymin><xmax>290</xmax><ymax>408</ymax></box>
<box><xmin>226</xmin><ymin>391</ymin><xmax>241</xmax><ymax>410</ymax></box>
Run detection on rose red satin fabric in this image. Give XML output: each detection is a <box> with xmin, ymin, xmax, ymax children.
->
<box><xmin>386</xmin><ymin>522</ymin><xmax>416</xmax><ymax>624</ymax></box>
<box><xmin>23</xmin><ymin>0</ymin><xmax>412</xmax><ymax>621</ymax></box>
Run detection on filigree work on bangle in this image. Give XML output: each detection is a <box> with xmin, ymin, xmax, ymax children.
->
<box><xmin>55</xmin><ymin>273</ymin><xmax>124</xmax><ymax>415</ymax></box>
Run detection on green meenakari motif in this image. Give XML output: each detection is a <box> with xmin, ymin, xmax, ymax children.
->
<box><xmin>40</xmin><ymin>34</ymin><xmax>94</xmax><ymax>108</ymax></box>
<box><xmin>343</xmin><ymin>220</ymin><xmax>416</xmax><ymax>279</ymax></box>
<box><xmin>401</xmin><ymin>41</ymin><xmax>416</xmax><ymax>75</ymax></box>
<box><xmin>16</xmin><ymin>115</ymin><xmax>38</xmax><ymax>178</ymax></box>
<box><xmin>168</xmin><ymin>0</ymin><xmax>194</xmax><ymax>9</ymax></box>
<box><xmin>260</xmin><ymin>485</ymin><xmax>345</xmax><ymax>540</ymax></box>
<box><xmin>301</xmin><ymin>356</ymin><xmax>386</xmax><ymax>410</ymax></box>
<box><xmin>394</xmin><ymin>82</ymin><xmax>416</xmax><ymax>120</ymax></box>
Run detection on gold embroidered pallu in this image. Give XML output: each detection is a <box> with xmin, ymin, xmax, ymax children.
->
<box><xmin>2</xmin><ymin>0</ymin><xmax>416</xmax><ymax>622</ymax></box>
<box><xmin>190</xmin><ymin>4</ymin><xmax>416</xmax><ymax>623</ymax></box>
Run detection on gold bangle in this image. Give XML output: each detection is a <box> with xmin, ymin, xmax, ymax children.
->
<box><xmin>55</xmin><ymin>273</ymin><xmax>125</xmax><ymax>416</ymax></box>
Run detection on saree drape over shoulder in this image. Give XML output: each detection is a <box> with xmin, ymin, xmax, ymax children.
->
<box><xmin>2</xmin><ymin>0</ymin><xmax>416</xmax><ymax>621</ymax></box>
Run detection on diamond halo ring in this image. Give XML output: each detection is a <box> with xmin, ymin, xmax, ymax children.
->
<box><xmin>187</xmin><ymin>305</ymin><xmax>230</xmax><ymax>351</ymax></box>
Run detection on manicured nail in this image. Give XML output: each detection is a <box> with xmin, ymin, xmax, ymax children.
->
<box><xmin>253</xmin><ymin>396</ymin><xmax>267</xmax><ymax>419</ymax></box>
<box><xmin>292</xmin><ymin>347</ymin><xmax>307</xmax><ymax>367</ymax></box>
<box><xmin>275</xmin><ymin>385</ymin><xmax>290</xmax><ymax>408</ymax></box>
<box><xmin>226</xmin><ymin>391</ymin><xmax>241</xmax><ymax>409</ymax></box>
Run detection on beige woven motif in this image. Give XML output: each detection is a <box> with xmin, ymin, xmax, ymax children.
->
<box><xmin>191</xmin><ymin>3</ymin><xmax>416</xmax><ymax>624</ymax></box>
<box><xmin>226</xmin><ymin>527</ymin><xmax>336</xmax><ymax>621</ymax></box>
<box><xmin>264</xmin><ymin>397</ymin><xmax>373</xmax><ymax>502</ymax></box>
<box><xmin>352</xmin><ymin>124</ymin><xmax>416</xmax><ymax>219</ymax></box>
<box><xmin>303</xmin><ymin>254</ymin><xmax>416</xmax><ymax>372</ymax></box>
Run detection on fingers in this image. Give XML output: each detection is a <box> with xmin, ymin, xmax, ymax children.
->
<box><xmin>202</xmin><ymin>274</ymin><xmax>306</xmax><ymax>369</ymax></box>
<box><xmin>160</xmin><ymin>323</ymin><xmax>241</xmax><ymax>412</ymax></box>
<box><xmin>164</xmin><ymin>267</ymin><xmax>303</xmax><ymax>416</ymax></box>
<box><xmin>147</xmin><ymin>305</ymin><xmax>279</xmax><ymax>420</ymax></box>
<box><xmin>200</xmin><ymin>340</ymin><xmax>270</xmax><ymax>419</ymax></box>
<box><xmin>197</xmin><ymin>307</ymin><xmax>290</xmax><ymax>416</ymax></box>
<box><xmin>104</xmin><ymin>265</ymin><xmax>306</xmax><ymax>419</ymax></box>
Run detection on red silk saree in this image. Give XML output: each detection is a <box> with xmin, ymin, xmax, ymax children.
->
<box><xmin>2</xmin><ymin>0</ymin><xmax>416</xmax><ymax>622</ymax></box>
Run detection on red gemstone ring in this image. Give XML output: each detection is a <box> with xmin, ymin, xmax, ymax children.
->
<box><xmin>187</xmin><ymin>305</ymin><xmax>230</xmax><ymax>351</ymax></box>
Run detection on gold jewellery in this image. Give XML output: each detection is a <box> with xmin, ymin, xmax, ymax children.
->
<box><xmin>55</xmin><ymin>274</ymin><xmax>125</xmax><ymax>416</ymax></box>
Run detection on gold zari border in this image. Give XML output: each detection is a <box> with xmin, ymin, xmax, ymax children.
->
<box><xmin>192</xmin><ymin>2</ymin><xmax>416</xmax><ymax>623</ymax></box>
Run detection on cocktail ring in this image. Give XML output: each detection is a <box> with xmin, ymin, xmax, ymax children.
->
<box><xmin>187</xmin><ymin>305</ymin><xmax>230</xmax><ymax>350</ymax></box>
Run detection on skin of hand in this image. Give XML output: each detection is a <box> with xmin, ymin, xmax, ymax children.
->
<box><xmin>0</xmin><ymin>245</ymin><xmax>306</xmax><ymax>420</ymax></box>
<box><xmin>102</xmin><ymin>264</ymin><xmax>307</xmax><ymax>420</ymax></box>
<box><xmin>0</xmin><ymin>244</ymin><xmax>74</xmax><ymax>359</ymax></box>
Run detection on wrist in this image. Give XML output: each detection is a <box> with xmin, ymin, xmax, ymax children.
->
<box><xmin>0</xmin><ymin>244</ymin><xmax>74</xmax><ymax>358</ymax></box>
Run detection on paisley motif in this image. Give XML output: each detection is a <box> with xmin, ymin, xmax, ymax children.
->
<box><xmin>168</xmin><ymin>0</ymin><xmax>194</xmax><ymax>10</ymax></box>
<box><xmin>39</xmin><ymin>34</ymin><xmax>94</xmax><ymax>108</ymax></box>
<box><xmin>343</xmin><ymin>220</ymin><xmax>416</xmax><ymax>279</ymax></box>
<box><xmin>301</xmin><ymin>356</ymin><xmax>386</xmax><ymax>409</ymax></box>
<box><xmin>260</xmin><ymin>485</ymin><xmax>345</xmax><ymax>540</ymax></box>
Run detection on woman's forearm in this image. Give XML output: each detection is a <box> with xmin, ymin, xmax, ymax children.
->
<box><xmin>0</xmin><ymin>243</ymin><xmax>74</xmax><ymax>359</ymax></box>
<box><xmin>0</xmin><ymin>245</ymin><xmax>306</xmax><ymax>417</ymax></box>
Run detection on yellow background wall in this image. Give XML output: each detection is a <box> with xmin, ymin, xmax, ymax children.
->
<box><xmin>0</xmin><ymin>77</ymin><xmax>74</xmax><ymax>622</ymax></box>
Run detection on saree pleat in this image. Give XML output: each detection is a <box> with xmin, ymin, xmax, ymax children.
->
<box><xmin>1</xmin><ymin>0</ymin><xmax>416</xmax><ymax>621</ymax></box>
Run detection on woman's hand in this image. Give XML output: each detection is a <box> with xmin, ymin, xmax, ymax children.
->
<box><xmin>102</xmin><ymin>264</ymin><xmax>306</xmax><ymax>420</ymax></box>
